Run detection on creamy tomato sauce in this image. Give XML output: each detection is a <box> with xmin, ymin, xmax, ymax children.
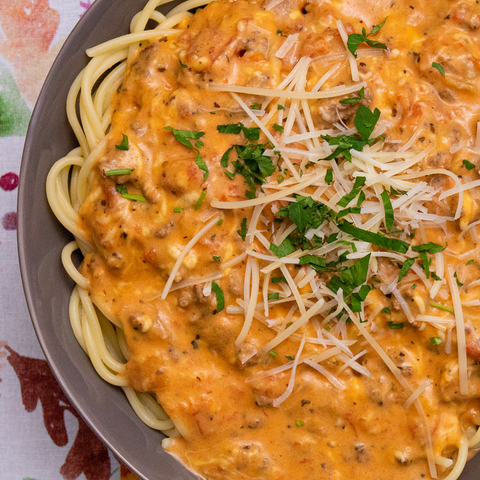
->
<box><xmin>78</xmin><ymin>0</ymin><xmax>480</xmax><ymax>478</ymax></box>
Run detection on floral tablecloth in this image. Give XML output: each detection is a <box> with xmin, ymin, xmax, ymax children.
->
<box><xmin>0</xmin><ymin>1</ymin><xmax>139</xmax><ymax>479</ymax></box>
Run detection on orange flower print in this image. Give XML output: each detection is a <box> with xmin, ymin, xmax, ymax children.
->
<box><xmin>0</xmin><ymin>0</ymin><xmax>62</xmax><ymax>105</ymax></box>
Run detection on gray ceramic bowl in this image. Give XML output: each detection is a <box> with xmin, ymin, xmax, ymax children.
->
<box><xmin>17</xmin><ymin>0</ymin><xmax>480</xmax><ymax>479</ymax></box>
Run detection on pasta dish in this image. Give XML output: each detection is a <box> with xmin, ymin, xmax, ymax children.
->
<box><xmin>46</xmin><ymin>0</ymin><xmax>480</xmax><ymax>478</ymax></box>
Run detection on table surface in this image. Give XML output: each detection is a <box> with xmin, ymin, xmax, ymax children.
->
<box><xmin>0</xmin><ymin>1</ymin><xmax>140</xmax><ymax>478</ymax></box>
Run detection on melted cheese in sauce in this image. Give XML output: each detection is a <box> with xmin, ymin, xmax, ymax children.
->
<box><xmin>78</xmin><ymin>0</ymin><xmax>480</xmax><ymax>478</ymax></box>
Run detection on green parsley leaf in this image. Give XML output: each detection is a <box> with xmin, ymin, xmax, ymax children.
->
<box><xmin>273</xmin><ymin>123</ymin><xmax>284</xmax><ymax>133</ymax></box>
<box><xmin>195</xmin><ymin>151</ymin><xmax>209</xmax><ymax>182</ymax></box>
<box><xmin>268</xmin><ymin>293</ymin><xmax>280</xmax><ymax>300</ymax></box>
<box><xmin>467</xmin><ymin>259</ymin><xmax>475</xmax><ymax>265</ymax></box>
<box><xmin>238</xmin><ymin>218</ymin><xmax>247</xmax><ymax>241</ymax></box>
<box><xmin>430</xmin><ymin>337</ymin><xmax>443</xmax><ymax>345</ymax></box>
<box><xmin>213</xmin><ymin>256</ymin><xmax>221</xmax><ymax>262</ymax></box>
<box><xmin>355</xmin><ymin>105</ymin><xmax>381</xmax><ymax>141</ymax></box>
<box><xmin>381</xmin><ymin>307</ymin><xmax>391</xmax><ymax>314</ymax></box>
<box><xmin>327</xmin><ymin>254</ymin><xmax>371</xmax><ymax>297</ymax></box>
<box><xmin>430</xmin><ymin>302</ymin><xmax>454</xmax><ymax>314</ymax></box>
<box><xmin>347</xmin><ymin>18</ymin><xmax>388</xmax><ymax>58</ymax></box>
<box><xmin>250</xmin><ymin>103</ymin><xmax>261</xmax><ymax>110</ymax></box>
<box><xmin>106</xmin><ymin>168</ymin><xmax>133</xmax><ymax>176</ymax></box>
<box><xmin>164</xmin><ymin>126</ymin><xmax>205</xmax><ymax>148</ymax></box>
<box><xmin>211</xmin><ymin>281</ymin><xmax>224</xmax><ymax>312</ymax></box>
<box><xmin>217</xmin><ymin>123</ymin><xmax>260</xmax><ymax>141</ymax></box>
<box><xmin>398</xmin><ymin>257</ymin><xmax>416</xmax><ymax>281</ymax></box>
<box><xmin>122</xmin><ymin>193</ymin><xmax>146</xmax><ymax>202</ymax></box>
<box><xmin>220</xmin><ymin>146</ymin><xmax>233</xmax><ymax>168</ymax></box>
<box><xmin>173</xmin><ymin>207</ymin><xmax>183</xmax><ymax>213</ymax></box>
<box><xmin>432</xmin><ymin>62</ymin><xmax>445</xmax><ymax>77</ymax></box>
<box><xmin>324</xmin><ymin>169</ymin><xmax>333</xmax><ymax>185</ymax></box>
<box><xmin>463</xmin><ymin>159</ymin><xmax>475</xmax><ymax>170</ymax></box>
<box><xmin>337</xmin><ymin>206</ymin><xmax>361</xmax><ymax>220</ymax></box>
<box><xmin>337</xmin><ymin>222</ymin><xmax>409</xmax><ymax>253</ymax></box>
<box><xmin>217</xmin><ymin>219</ymin><xmax>224</xmax><ymax>226</ymax></box>
<box><xmin>194</xmin><ymin>190</ymin><xmax>207</xmax><ymax>210</ymax></box>
<box><xmin>390</xmin><ymin>186</ymin><xmax>408</xmax><ymax>196</ymax></box>
<box><xmin>277</xmin><ymin>104</ymin><xmax>285</xmax><ymax>110</ymax></box>
<box><xmin>339</xmin><ymin>86</ymin><xmax>365</xmax><ymax>104</ymax></box>
<box><xmin>286</xmin><ymin>355</ymin><xmax>295</xmax><ymax>360</ymax></box>
<box><xmin>454</xmin><ymin>272</ymin><xmax>464</xmax><ymax>286</ymax></box>
<box><xmin>380</xmin><ymin>190</ymin><xmax>394</xmax><ymax>231</ymax></box>
<box><xmin>357</xmin><ymin>190</ymin><xmax>366</xmax><ymax>207</ymax></box>
<box><xmin>272</xmin><ymin>277</ymin><xmax>287</xmax><ymax>284</ymax></box>
<box><xmin>270</xmin><ymin>237</ymin><xmax>296</xmax><ymax>258</ymax></box>
<box><xmin>277</xmin><ymin>195</ymin><xmax>334</xmax><ymax>238</ymax></box>
<box><xmin>351</xmin><ymin>284</ymin><xmax>371</xmax><ymax>312</ymax></box>
<box><xmin>430</xmin><ymin>272</ymin><xmax>442</xmax><ymax>281</ymax></box>
<box><xmin>387</xmin><ymin>321</ymin><xmax>404</xmax><ymax>329</ymax></box>
<box><xmin>277</xmin><ymin>174</ymin><xmax>284</xmax><ymax>183</ymax></box>
<box><xmin>321</xmin><ymin>106</ymin><xmax>382</xmax><ymax>162</ymax></box>
<box><xmin>411</xmin><ymin>242</ymin><xmax>445</xmax><ymax>254</ymax></box>
<box><xmin>115</xmin><ymin>134</ymin><xmax>129</xmax><ymax>151</ymax></box>
<box><xmin>116</xmin><ymin>184</ymin><xmax>128</xmax><ymax>194</ymax></box>
<box><xmin>269</xmin><ymin>350</ymin><xmax>278</xmax><ymax>357</ymax></box>
<box><xmin>337</xmin><ymin>176</ymin><xmax>366</xmax><ymax>207</ymax></box>
<box><xmin>411</xmin><ymin>283</ymin><xmax>417</xmax><ymax>290</ymax></box>
<box><xmin>179</xmin><ymin>59</ymin><xmax>188</xmax><ymax>68</ymax></box>
<box><xmin>295</xmin><ymin>420</ymin><xmax>305</xmax><ymax>427</ymax></box>
<box><xmin>276</xmin><ymin>30</ymin><xmax>287</xmax><ymax>36</ymax></box>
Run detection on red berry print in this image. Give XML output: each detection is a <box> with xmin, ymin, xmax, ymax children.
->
<box><xmin>0</xmin><ymin>172</ymin><xmax>18</xmax><ymax>191</ymax></box>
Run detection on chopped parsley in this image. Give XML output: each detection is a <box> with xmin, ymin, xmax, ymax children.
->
<box><xmin>430</xmin><ymin>302</ymin><xmax>454</xmax><ymax>314</ymax></box>
<box><xmin>217</xmin><ymin>123</ymin><xmax>260</xmax><ymax>141</ymax></box>
<box><xmin>398</xmin><ymin>257</ymin><xmax>416</xmax><ymax>282</ymax></box>
<box><xmin>217</xmin><ymin>219</ymin><xmax>224</xmax><ymax>226</ymax></box>
<box><xmin>295</xmin><ymin>420</ymin><xmax>305</xmax><ymax>427</ymax></box>
<box><xmin>238</xmin><ymin>218</ymin><xmax>247</xmax><ymax>241</ymax></box>
<box><xmin>269</xmin><ymin>350</ymin><xmax>278</xmax><ymax>358</ymax></box>
<box><xmin>381</xmin><ymin>307</ymin><xmax>391</xmax><ymax>314</ymax></box>
<box><xmin>387</xmin><ymin>321</ymin><xmax>404</xmax><ymax>329</ymax></box>
<box><xmin>467</xmin><ymin>259</ymin><xmax>476</xmax><ymax>265</ymax></box>
<box><xmin>122</xmin><ymin>193</ymin><xmax>146</xmax><ymax>202</ymax></box>
<box><xmin>347</xmin><ymin>18</ymin><xmax>388</xmax><ymax>58</ymax></box>
<box><xmin>277</xmin><ymin>104</ymin><xmax>285</xmax><ymax>110</ymax></box>
<box><xmin>286</xmin><ymin>355</ymin><xmax>295</xmax><ymax>360</ymax></box>
<box><xmin>211</xmin><ymin>282</ymin><xmax>224</xmax><ymax>312</ymax></box>
<box><xmin>115</xmin><ymin>134</ymin><xmax>129</xmax><ymax>151</ymax></box>
<box><xmin>179</xmin><ymin>59</ymin><xmax>188</xmax><ymax>68</ymax></box>
<box><xmin>173</xmin><ymin>207</ymin><xmax>183</xmax><ymax>213</ymax></box>
<box><xmin>268</xmin><ymin>293</ymin><xmax>280</xmax><ymax>300</ymax></box>
<box><xmin>250</xmin><ymin>103</ymin><xmax>261</xmax><ymax>110</ymax></box>
<box><xmin>324</xmin><ymin>169</ymin><xmax>333</xmax><ymax>185</ymax></box>
<box><xmin>430</xmin><ymin>337</ymin><xmax>443</xmax><ymax>345</ymax></box>
<box><xmin>337</xmin><ymin>176</ymin><xmax>366</xmax><ymax>207</ymax></box>
<box><xmin>454</xmin><ymin>272</ymin><xmax>464</xmax><ymax>286</ymax></box>
<box><xmin>463</xmin><ymin>159</ymin><xmax>475</xmax><ymax>170</ymax></box>
<box><xmin>337</xmin><ymin>222</ymin><xmax>409</xmax><ymax>254</ymax></box>
<box><xmin>432</xmin><ymin>62</ymin><xmax>445</xmax><ymax>77</ymax></box>
<box><xmin>380</xmin><ymin>190</ymin><xmax>394</xmax><ymax>231</ymax></box>
<box><xmin>339</xmin><ymin>86</ymin><xmax>365</xmax><ymax>104</ymax></box>
<box><xmin>213</xmin><ymin>256</ymin><xmax>221</xmax><ymax>262</ymax></box>
<box><xmin>194</xmin><ymin>190</ymin><xmax>207</xmax><ymax>210</ymax></box>
<box><xmin>273</xmin><ymin>123</ymin><xmax>284</xmax><ymax>133</ymax></box>
<box><xmin>164</xmin><ymin>127</ymin><xmax>208</xmax><ymax>180</ymax></box>
<box><xmin>106</xmin><ymin>168</ymin><xmax>133</xmax><ymax>176</ymax></box>
<box><xmin>272</xmin><ymin>277</ymin><xmax>287</xmax><ymax>284</ymax></box>
<box><xmin>321</xmin><ymin>105</ymin><xmax>383</xmax><ymax>162</ymax></box>
<box><xmin>327</xmin><ymin>254</ymin><xmax>371</xmax><ymax>297</ymax></box>
<box><xmin>430</xmin><ymin>272</ymin><xmax>442</xmax><ymax>281</ymax></box>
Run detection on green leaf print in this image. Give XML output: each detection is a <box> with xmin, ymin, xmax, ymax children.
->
<box><xmin>0</xmin><ymin>61</ymin><xmax>31</xmax><ymax>137</ymax></box>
